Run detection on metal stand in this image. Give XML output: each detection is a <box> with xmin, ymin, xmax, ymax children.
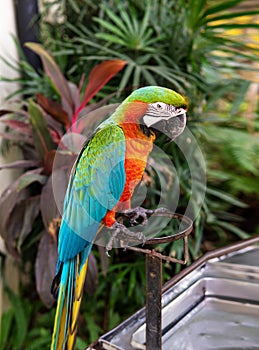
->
<box><xmin>127</xmin><ymin>212</ymin><xmax>193</xmax><ymax>350</ymax></box>
<box><xmin>146</xmin><ymin>254</ymin><xmax>162</xmax><ymax>350</ymax></box>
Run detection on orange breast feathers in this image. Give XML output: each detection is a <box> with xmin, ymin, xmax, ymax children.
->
<box><xmin>103</xmin><ymin>102</ymin><xmax>156</xmax><ymax>226</ymax></box>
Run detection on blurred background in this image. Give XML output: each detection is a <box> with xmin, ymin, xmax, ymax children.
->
<box><xmin>0</xmin><ymin>1</ymin><xmax>258</xmax><ymax>349</ymax></box>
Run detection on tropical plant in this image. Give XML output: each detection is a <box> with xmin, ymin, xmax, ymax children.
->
<box><xmin>41</xmin><ymin>0</ymin><xmax>259</xmax><ymax>101</ymax></box>
<box><xmin>0</xmin><ymin>285</ymin><xmax>54</xmax><ymax>350</ymax></box>
<box><xmin>0</xmin><ymin>43</ymin><xmax>126</xmax><ymax>309</ymax></box>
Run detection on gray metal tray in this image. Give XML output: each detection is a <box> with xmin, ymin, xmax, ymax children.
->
<box><xmin>97</xmin><ymin>244</ymin><xmax>259</xmax><ymax>350</ymax></box>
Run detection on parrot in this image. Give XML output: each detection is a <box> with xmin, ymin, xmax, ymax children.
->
<box><xmin>50</xmin><ymin>86</ymin><xmax>187</xmax><ymax>349</ymax></box>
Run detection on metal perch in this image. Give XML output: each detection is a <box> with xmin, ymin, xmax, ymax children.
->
<box><xmin>125</xmin><ymin>210</ymin><xmax>193</xmax><ymax>350</ymax></box>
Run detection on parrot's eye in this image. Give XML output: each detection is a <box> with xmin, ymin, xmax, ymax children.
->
<box><xmin>154</xmin><ymin>102</ymin><xmax>167</xmax><ymax>111</ymax></box>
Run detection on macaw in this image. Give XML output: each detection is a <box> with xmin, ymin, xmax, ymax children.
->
<box><xmin>50</xmin><ymin>86</ymin><xmax>187</xmax><ymax>349</ymax></box>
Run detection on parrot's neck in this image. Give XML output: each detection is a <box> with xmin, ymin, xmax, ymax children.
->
<box><xmin>102</xmin><ymin>102</ymin><xmax>156</xmax><ymax>227</ymax></box>
<box><xmin>118</xmin><ymin>100</ymin><xmax>156</xmax><ymax>170</ymax></box>
<box><xmin>120</xmin><ymin>121</ymin><xmax>155</xmax><ymax>143</ymax></box>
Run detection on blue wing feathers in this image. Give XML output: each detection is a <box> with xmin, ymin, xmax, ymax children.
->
<box><xmin>109</xmin><ymin>160</ymin><xmax>125</xmax><ymax>201</ymax></box>
<box><xmin>51</xmin><ymin>124</ymin><xmax>126</xmax><ymax>349</ymax></box>
<box><xmin>58</xmin><ymin>221</ymin><xmax>92</xmax><ymax>263</ymax></box>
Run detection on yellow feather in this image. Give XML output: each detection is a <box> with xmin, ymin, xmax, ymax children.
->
<box><xmin>51</xmin><ymin>255</ymin><xmax>89</xmax><ymax>350</ymax></box>
<box><xmin>67</xmin><ymin>256</ymin><xmax>89</xmax><ymax>350</ymax></box>
<box><xmin>51</xmin><ymin>285</ymin><xmax>67</xmax><ymax>350</ymax></box>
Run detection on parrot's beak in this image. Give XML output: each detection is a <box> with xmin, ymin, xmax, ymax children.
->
<box><xmin>151</xmin><ymin>111</ymin><xmax>186</xmax><ymax>140</ymax></box>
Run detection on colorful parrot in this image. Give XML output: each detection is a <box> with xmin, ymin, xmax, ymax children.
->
<box><xmin>50</xmin><ymin>86</ymin><xmax>187</xmax><ymax>349</ymax></box>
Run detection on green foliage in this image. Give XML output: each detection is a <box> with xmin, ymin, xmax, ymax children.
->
<box><xmin>0</xmin><ymin>36</ymin><xmax>57</xmax><ymax>100</ymax></box>
<box><xmin>40</xmin><ymin>0</ymin><xmax>259</xmax><ymax>100</ymax></box>
<box><xmin>0</xmin><ymin>286</ymin><xmax>55</xmax><ymax>350</ymax></box>
<box><xmin>1</xmin><ymin>289</ymin><xmax>28</xmax><ymax>349</ymax></box>
<box><xmin>206</xmin><ymin>125</ymin><xmax>259</xmax><ymax>186</ymax></box>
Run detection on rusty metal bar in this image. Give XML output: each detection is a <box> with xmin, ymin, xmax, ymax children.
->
<box><xmin>146</xmin><ymin>253</ymin><xmax>162</xmax><ymax>350</ymax></box>
<box><xmin>123</xmin><ymin>211</ymin><xmax>193</xmax><ymax>349</ymax></box>
<box><xmin>126</xmin><ymin>233</ymin><xmax>189</xmax><ymax>265</ymax></box>
<box><xmin>116</xmin><ymin>210</ymin><xmax>193</xmax><ymax>349</ymax></box>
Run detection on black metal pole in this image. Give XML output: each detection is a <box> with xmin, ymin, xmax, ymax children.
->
<box><xmin>146</xmin><ymin>253</ymin><xmax>162</xmax><ymax>350</ymax></box>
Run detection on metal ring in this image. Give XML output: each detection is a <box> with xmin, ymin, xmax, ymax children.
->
<box><xmin>143</xmin><ymin>212</ymin><xmax>193</xmax><ymax>245</ymax></box>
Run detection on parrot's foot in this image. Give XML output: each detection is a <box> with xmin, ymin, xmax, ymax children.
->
<box><xmin>106</xmin><ymin>222</ymin><xmax>146</xmax><ymax>256</ymax></box>
<box><xmin>122</xmin><ymin>206</ymin><xmax>152</xmax><ymax>225</ymax></box>
<box><xmin>122</xmin><ymin>206</ymin><xmax>169</xmax><ymax>225</ymax></box>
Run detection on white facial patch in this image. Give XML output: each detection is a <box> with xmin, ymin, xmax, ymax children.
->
<box><xmin>143</xmin><ymin>103</ymin><xmax>186</xmax><ymax>127</ymax></box>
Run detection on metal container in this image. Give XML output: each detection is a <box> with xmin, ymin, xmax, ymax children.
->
<box><xmin>94</xmin><ymin>240</ymin><xmax>259</xmax><ymax>350</ymax></box>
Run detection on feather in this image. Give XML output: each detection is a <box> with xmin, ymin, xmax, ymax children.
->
<box><xmin>51</xmin><ymin>247</ymin><xmax>90</xmax><ymax>350</ymax></box>
<box><xmin>51</xmin><ymin>86</ymin><xmax>187</xmax><ymax>349</ymax></box>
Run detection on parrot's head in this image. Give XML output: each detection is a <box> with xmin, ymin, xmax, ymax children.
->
<box><xmin>123</xmin><ymin>86</ymin><xmax>187</xmax><ymax>140</ymax></box>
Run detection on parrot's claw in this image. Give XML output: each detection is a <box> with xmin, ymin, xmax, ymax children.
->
<box><xmin>122</xmin><ymin>206</ymin><xmax>169</xmax><ymax>225</ymax></box>
<box><xmin>122</xmin><ymin>206</ymin><xmax>152</xmax><ymax>226</ymax></box>
<box><xmin>106</xmin><ymin>221</ymin><xmax>146</xmax><ymax>255</ymax></box>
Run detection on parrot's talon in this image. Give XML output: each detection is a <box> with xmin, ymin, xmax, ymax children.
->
<box><xmin>122</xmin><ymin>206</ymin><xmax>169</xmax><ymax>226</ymax></box>
<box><xmin>122</xmin><ymin>206</ymin><xmax>151</xmax><ymax>226</ymax></box>
<box><xmin>153</xmin><ymin>207</ymin><xmax>169</xmax><ymax>214</ymax></box>
<box><xmin>130</xmin><ymin>219</ymin><xmax>139</xmax><ymax>226</ymax></box>
<box><xmin>105</xmin><ymin>224</ymin><xmax>119</xmax><ymax>252</ymax></box>
<box><xmin>106</xmin><ymin>221</ymin><xmax>146</xmax><ymax>249</ymax></box>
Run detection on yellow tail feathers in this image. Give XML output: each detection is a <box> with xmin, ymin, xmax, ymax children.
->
<box><xmin>67</xmin><ymin>256</ymin><xmax>89</xmax><ymax>350</ymax></box>
<box><xmin>51</xmin><ymin>255</ymin><xmax>89</xmax><ymax>350</ymax></box>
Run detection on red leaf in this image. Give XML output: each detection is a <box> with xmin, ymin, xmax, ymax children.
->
<box><xmin>25</xmin><ymin>43</ymin><xmax>74</xmax><ymax>116</ymax></box>
<box><xmin>4</xmin><ymin>201</ymin><xmax>26</xmax><ymax>258</ymax></box>
<box><xmin>84</xmin><ymin>59</ymin><xmax>126</xmax><ymax>103</ymax></box>
<box><xmin>0</xmin><ymin>160</ymin><xmax>40</xmax><ymax>171</ymax></box>
<box><xmin>49</xmin><ymin>128</ymin><xmax>62</xmax><ymax>145</ymax></box>
<box><xmin>40</xmin><ymin>174</ymin><xmax>61</xmax><ymax>231</ymax></box>
<box><xmin>17</xmin><ymin>196</ymin><xmax>41</xmax><ymax>251</ymax></box>
<box><xmin>36</xmin><ymin>93</ymin><xmax>70</xmax><ymax>129</ymax></box>
<box><xmin>35</xmin><ymin>231</ymin><xmax>57</xmax><ymax>308</ymax></box>
<box><xmin>17</xmin><ymin>168</ymin><xmax>46</xmax><ymax>191</ymax></box>
<box><xmin>0</xmin><ymin>178</ymin><xmax>28</xmax><ymax>257</ymax></box>
<box><xmin>0</xmin><ymin>119</ymin><xmax>31</xmax><ymax>135</ymax></box>
<box><xmin>43</xmin><ymin>149</ymin><xmax>55</xmax><ymax>175</ymax></box>
<box><xmin>0</xmin><ymin>132</ymin><xmax>33</xmax><ymax>144</ymax></box>
<box><xmin>0</xmin><ymin>109</ymin><xmax>17</xmax><ymax>117</ymax></box>
<box><xmin>73</xmin><ymin>60</ymin><xmax>126</xmax><ymax>123</ymax></box>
